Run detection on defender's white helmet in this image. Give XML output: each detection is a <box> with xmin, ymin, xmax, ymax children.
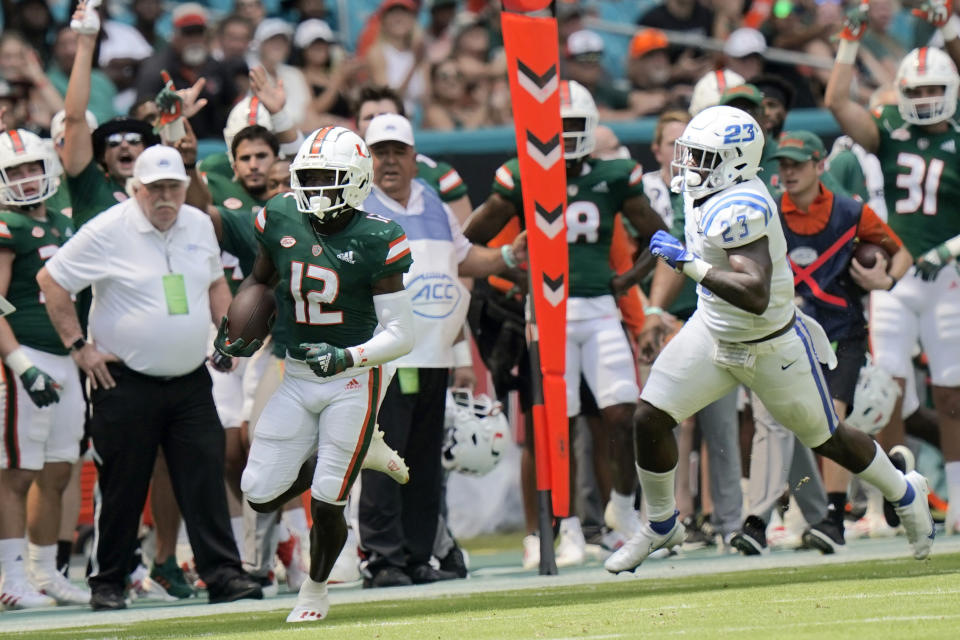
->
<box><xmin>224</xmin><ymin>96</ymin><xmax>273</xmax><ymax>160</ymax></box>
<box><xmin>896</xmin><ymin>47</ymin><xmax>959</xmax><ymax>125</ymax></box>
<box><xmin>290</xmin><ymin>126</ymin><xmax>372</xmax><ymax>222</ymax></box>
<box><xmin>0</xmin><ymin>129</ymin><xmax>61</xmax><ymax>206</ymax></box>
<box><xmin>846</xmin><ymin>360</ymin><xmax>902</xmax><ymax>435</ymax></box>
<box><xmin>689</xmin><ymin>69</ymin><xmax>745</xmax><ymax>116</ymax></box>
<box><xmin>560</xmin><ymin>80</ymin><xmax>599</xmax><ymax>160</ymax></box>
<box><xmin>442</xmin><ymin>389</ymin><xmax>509</xmax><ymax>476</ymax></box>
<box><xmin>671</xmin><ymin>105</ymin><xmax>764</xmax><ymax>198</ymax></box>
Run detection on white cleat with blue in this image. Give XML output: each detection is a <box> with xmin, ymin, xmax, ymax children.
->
<box><xmin>604</xmin><ymin>515</ymin><xmax>686</xmax><ymax>574</ymax></box>
<box><xmin>894</xmin><ymin>471</ymin><xmax>935</xmax><ymax>560</ymax></box>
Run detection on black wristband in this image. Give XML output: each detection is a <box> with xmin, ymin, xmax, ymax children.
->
<box><xmin>69</xmin><ymin>337</ymin><xmax>86</xmax><ymax>352</ymax></box>
<box><xmin>184</xmin><ymin>162</ymin><xmax>197</xmax><ymax>170</ymax></box>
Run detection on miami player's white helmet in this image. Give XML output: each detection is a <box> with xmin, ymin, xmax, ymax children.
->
<box><xmin>896</xmin><ymin>47</ymin><xmax>959</xmax><ymax>125</ymax></box>
<box><xmin>671</xmin><ymin>105</ymin><xmax>764</xmax><ymax>198</ymax></box>
<box><xmin>846</xmin><ymin>360</ymin><xmax>902</xmax><ymax>435</ymax></box>
<box><xmin>442</xmin><ymin>389</ymin><xmax>509</xmax><ymax>476</ymax></box>
<box><xmin>689</xmin><ymin>69</ymin><xmax>745</xmax><ymax>116</ymax></box>
<box><xmin>0</xmin><ymin>129</ymin><xmax>61</xmax><ymax>206</ymax></box>
<box><xmin>224</xmin><ymin>96</ymin><xmax>273</xmax><ymax>160</ymax></box>
<box><xmin>560</xmin><ymin>80</ymin><xmax>599</xmax><ymax>160</ymax></box>
<box><xmin>290</xmin><ymin>126</ymin><xmax>372</xmax><ymax>222</ymax></box>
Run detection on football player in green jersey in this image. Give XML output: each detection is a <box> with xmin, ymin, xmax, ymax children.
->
<box><xmin>0</xmin><ymin>129</ymin><xmax>91</xmax><ymax>607</ymax></box>
<box><xmin>353</xmin><ymin>85</ymin><xmax>474</xmax><ymax>225</ymax></box>
<box><xmin>826</xmin><ymin>3</ymin><xmax>960</xmax><ymax>534</ymax></box>
<box><xmin>465</xmin><ymin>80</ymin><xmax>667</xmax><ymax>565</ymax></box>
<box><xmin>215</xmin><ymin>126</ymin><xmax>415</xmax><ymax>622</ymax></box>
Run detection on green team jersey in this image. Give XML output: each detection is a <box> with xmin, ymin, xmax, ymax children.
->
<box><xmin>205</xmin><ymin>171</ymin><xmax>268</xmax><ymax>291</ymax></box>
<box><xmin>0</xmin><ymin>207</ymin><xmax>75</xmax><ymax>355</ymax></box>
<box><xmin>824</xmin><ymin>149</ymin><xmax>869</xmax><ymax>202</ymax></box>
<box><xmin>65</xmin><ymin>160</ymin><xmax>129</xmax><ymax>227</ymax></box>
<box><xmin>416</xmin><ymin>154</ymin><xmax>468</xmax><ymax>203</ymax></box>
<box><xmin>205</xmin><ymin>171</ymin><xmax>267</xmax><ymax>218</ymax></box>
<box><xmin>492</xmin><ymin>156</ymin><xmax>646</xmax><ymax>298</ymax></box>
<box><xmin>198</xmin><ymin>152</ymin><xmax>233</xmax><ymax>180</ymax></box>
<box><xmin>47</xmin><ymin>182</ymin><xmax>73</xmax><ymax>218</ymax></box>
<box><xmin>255</xmin><ymin>194</ymin><xmax>413</xmax><ymax>361</ymax></box>
<box><xmin>873</xmin><ymin>104</ymin><xmax>960</xmax><ymax>256</ymax></box>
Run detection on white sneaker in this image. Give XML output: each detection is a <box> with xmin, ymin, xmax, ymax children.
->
<box><xmin>604</xmin><ymin>500</ymin><xmax>642</xmax><ymax>538</ymax></box>
<box><xmin>604</xmin><ymin>518</ymin><xmax>686</xmax><ymax>574</ymax></box>
<box><xmin>555</xmin><ymin>523</ymin><xmax>586</xmax><ymax>568</ymax></box>
<box><xmin>0</xmin><ymin>578</ymin><xmax>56</xmax><ymax>609</ymax></box>
<box><xmin>895</xmin><ymin>471</ymin><xmax>935</xmax><ymax>560</ymax></box>
<box><xmin>328</xmin><ymin>543</ymin><xmax>360</xmax><ymax>584</ymax></box>
<box><xmin>362</xmin><ymin>427</ymin><xmax>409</xmax><ymax>484</ymax></box>
<box><xmin>285</xmin><ymin>578</ymin><xmax>329</xmax><ymax>623</ymax></box>
<box><xmin>277</xmin><ymin>531</ymin><xmax>309</xmax><ymax>593</ymax></box>
<box><xmin>521</xmin><ymin>534</ymin><xmax>540</xmax><ymax>570</ymax></box>
<box><xmin>33</xmin><ymin>571</ymin><xmax>90</xmax><ymax>605</ymax></box>
<box><xmin>138</xmin><ymin>575</ymin><xmax>179</xmax><ymax>602</ymax></box>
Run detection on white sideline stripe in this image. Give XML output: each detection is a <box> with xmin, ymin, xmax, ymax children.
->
<box><xmin>661</xmin><ymin>613</ymin><xmax>960</xmax><ymax>635</ymax></box>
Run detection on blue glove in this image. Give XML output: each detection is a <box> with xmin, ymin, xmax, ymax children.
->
<box><xmin>650</xmin><ymin>230</ymin><xmax>693</xmax><ymax>271</ymax></box>
<box><xmin>213</xmin><ymin>317</ymin><xmax>263</xmax><ymax>358</ymax></box>
<box><xmin>21</xmin><ymin>367</ymin><xmax>61</xmax><ymax>408</ymax></box>
<box><xmin>915</xmin><ymin>243</ymin><xmax>952</xmax><ymax>282</ymax></box>
<box><xmin>301</xmin><ymin>342</ymin><xmax>351</xmax><ymax>378</ymax></box>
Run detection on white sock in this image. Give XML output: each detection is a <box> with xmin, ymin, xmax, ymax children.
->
<box><xmin>300</xmin><ymin>576</ymin><xmax>327</xmax><ymax>597</ymax></box>
<box><xmin>0</xmin><ymin>538</ymin><xmax>28</xmax><ymax>583</ymax></box>
<box><xmin>27</xmin><ymin>543</ymin><xmax>57</xmax><ymax>579</ymax></box>
<box><xmin>559</xmin><ymin>517</ymin><xmax>582</xmax><ymax>538</ymax></box>
<box><xmin>637</xmin><ymin>464</ymin><xmax>677</xmax><ymax>522</ymax></box>
<box><xmin>609</xmin><ymin>490</ymin><xmax>635</xmax><ymax>511</ymax></box>
<box><xmin>856</xmin><ymin>442</ymin><xmax>908</xmax><ymax>503</ymax></box>
<box><xmin>283</xmin><ymin>507</ymin><xmax>309</xmax><ymax>536</ymax></box>
<box><xmin>230</xmin><ymin>516</ymin><xmax>244</xmax><ymax>548</ymax></box>
<box><xmin>945</xmin><ymin>461</ymin><xmax>960</xmax><ymax>511</ymax></box>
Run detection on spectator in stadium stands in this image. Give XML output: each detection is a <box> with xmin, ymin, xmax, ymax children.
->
<box><xmin>366</xmin><ymin>0</ymin><xmax>428</xmax><ymax>117</ymax></box>
<box><xmin>216</xmin><ymin>14</ymin><xmax>255</xmax><ymax>62</ymax></box>
<box><xmin>47</xmin><ymin>27</ymin><xmax>116</xmax><ymax>125</ymax></box>
<box><xmin>37</xmin><ymin>145</ymin><xmax>262</xmax><ymax>611</ymax></box>
<box><xmin>358</xmin><ymin>114</ymin><xmax>526</xmax><ymax>587</ymax></box>
<box><xmin>451</xmin><ymin>17</ymin><xmax>511</xmax><ymax>127</ymax></box>
<box><xmin>253</xmin><ymin>18</ymin><xmax>311</xmax><ymax>129</ymax></box>
<box><xmin>93</xmin><ymin>1</ymin><xmax>154</xmax><ymax>116</ymax></box>
<box><xmin>722</xmin><ymin>28</ymin><xmax>767</xmax><ymax>82</ymax></box>
<box><xmin>625</xmin><ymin>28</ymin><xmax>686</xmax><ymax>117</ymax></box>
<box><xmin>131</xmin><ymin>0</ymin><xmax>165</xmax><ymax>50</ymax></box>
<box><xmin>2</xmin><ymin>0</ymin><xmax>55</xmax><ymax>49</ymax></box>
<box><xmin>0</xmin><ymin>76</ymin><xmax>30</xmax><ymax>131</ymax></box>
<box><xmin>0</xmin><ymin>33</ymin><xmax>64</xmax><ymax>132</ymax></box>
<box><xmin>637</xmin><ymin>0</ymin><xmax>716</xmax><ymax>85</ymax></box>
<box><xmin>236</xmin><ymin>0</ymin><xmax>267</xmax><ymax>29</ymax></box>
<box><xmin>135</xmin><ymin>3</ymin><xmax>239</xmax><ymax>134</ymax></box>
<box><xmin>423</xmin><ymin>57</ymin><xmax>494</xmax><ymax>130</ymax></box>
<box><xmin>295</xmin><ymin>19</ymin><xmax>361</xmax><ymax>131</ymax></box>
<box><xmin>859</xmin><ymin>0</ymin><xmax>906</xmax><ymax>88</ymax></box>
<box><xmin>562</xmin><ymin>30</ymin><xmax>632</xmax><ymax>119</ymax></box>
<box><xmin>425</xmin><ymin>0</ymin><xmax>460</xmax><ymax>64</ymax></box>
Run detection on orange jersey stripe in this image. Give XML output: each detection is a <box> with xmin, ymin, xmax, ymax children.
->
<box><xmin>336</xmin><ymin>367</ymin><xmax>380</xmax><ymax>501</ymax></box>
<box><xmin>384</xmin><ymin>247</ymin><xmax>411</xmax><ymax>265</ymax></box>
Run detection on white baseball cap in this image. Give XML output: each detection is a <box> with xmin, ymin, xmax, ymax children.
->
<box><xmin>294</xmin><ymin>19</ymin><xmax>336</xmax><ymax>49</ymax></box>
<box><xmin>134</xmin><ymin>145</ymin><xmax>190</xmax><ymax>184</ymax></box>
<box><xmin>723</xmin><ymin>28</ymin><xmax>767</xmax><ymax>58</ymax></box>
<box><xmin>365</xmin><ymin>113</ymin><xmax>415</xmax><ymax>147</ymax></box>
<box><xmin>255</xmin><ymin>18</ymin><xmax>294</xmax><ymax>47</ymax></box>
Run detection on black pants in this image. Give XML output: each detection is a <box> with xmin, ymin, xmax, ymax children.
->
<box><xmin>359</xmin><ymin>367</ymin><xmax>447</xmax><ymax>570</ymax></box>
<box><xmin>87</xmin><ymin>363</ymin><xmax>243</xmax><ymax>593</ymax></box>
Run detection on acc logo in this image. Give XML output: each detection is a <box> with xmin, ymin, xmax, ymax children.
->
<box><xmin>223</xmin><ymin>197</ymin><xmax>243</xmax><ymax>210</ymax></box>
<box><xmin>280</xmin><ymin>235</ymin><xmax>297</xmax><ymax>248</ymax></box>
<box><xmin>788</xmin><ymin>246</ymin><xmax>819</xmax><ymax>267</ymax></box>
<box><xmin>31</xmin><ymin>226</ymin><xmax>44</xmax><ymax>238</ymax></box>
<box><xmin>408</xmin><ymin>272</ymin><xmax>462</xmax><ymax>319</ymax></box>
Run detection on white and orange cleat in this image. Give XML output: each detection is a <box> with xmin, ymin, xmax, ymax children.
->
<box><xmin>0</xmin><ymin>579</ymin><xmax>56</xmax><ymax>609</ymax></box>
<box><xmin>285</xmin><ymin>578</ymin><xmax>329</xmax><ymax>623</ymax></box>
<box><xmin>362</xmin><ymin>426</ymin><xmax>409</xmax><ymax>484</ymax></box>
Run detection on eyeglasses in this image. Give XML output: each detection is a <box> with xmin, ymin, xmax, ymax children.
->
<box><xmin>106</xmin><ymin>132</ymin><xmax>143</xmax><ymax>148</ymax></box>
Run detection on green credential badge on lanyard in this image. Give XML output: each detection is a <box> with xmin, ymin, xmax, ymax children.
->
<box><xmin>162</xmin><ymin>273</ymin><xmax>189</xmax><ymax>315</ymax></box>
<box><xmin>397</xmin><ymin>367</ymin><xmax>419</xmax><ymax>394</ymax></box>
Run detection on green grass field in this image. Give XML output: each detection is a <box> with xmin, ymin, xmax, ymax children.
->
<box><xmin>7</xmin><ymin>550</ymin><xmax>960</xmax><ymax>640</ymax></box>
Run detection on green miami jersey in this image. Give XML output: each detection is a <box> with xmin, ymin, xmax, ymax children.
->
<box><xmin>198</xmin><ymin>152</ymin><xmax>233</xmax><ymax>180</ymax></box>
<box><xmin>65</xmin><ymin>160</ymin><xmax>129</xmax><ymax>227</ymax></box>
<box><xmin>205</xmin><ymin>171</ymin><xmax>268</xmax><ymax>291</ymax></box>
<box><xmin>416</xmin><ymin>154</ymin><xmax>468</xmax><ymax>203</ymax></box>
<box><xmin>873</xmin><ymin>104</ymin><xmax>960</xmax><ymax>256</ymax></box>
<box><xmin>205</xmin><ymin>171</ymin><xmax>267</xmax><ymax>218</ymax></box>
<box><xmin>0</xmin><ymin>207</ymin><xmax>75</xmax><ymax>354</ymax></box>
<box><xmin>255</xmin><ymin>194</ymin><xmax>413</xmax><ymax>361</ymax></box>
<box><xmin>492</xmin><ymin>156</ymin><xmax>646</xmax><ymax>298</ymax></box>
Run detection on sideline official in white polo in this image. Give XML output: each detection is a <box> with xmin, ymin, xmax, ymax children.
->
<box><xmin>37</xmin><ymin>145</ymin><xmax>262</xmax><ymax>610</ymax></box>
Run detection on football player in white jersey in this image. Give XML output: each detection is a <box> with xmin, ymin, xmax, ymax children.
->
<box><xmin>604</xmin><ymin>106</ymin><xmax>936</xmax><ymax>573</ymax></box>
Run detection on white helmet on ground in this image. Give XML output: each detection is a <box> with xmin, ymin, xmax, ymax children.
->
<box><xmin>846</xmin><ymin>359</ymin><xmax>902</xmax><ymax>435</ymax></box>
<box><xmin>224</xmin><ymin>96</ymin><xmax>273</xmax><ymax>160</ymax></box>
<box><xmin>689</xmin><ymin>69</ymin><xmax>745</xmax><ymax>116</ymax></box>
<box><xmin>442</xmin><ymin>389</ymin><xmax>509</xmax><ymax>476</ymax></box>
<box><xmin>670</xmin><ymin>105</ymin><xmax>764</xmax><ymax>198</ymax></box>
<box><xmin>896</xmin><ymin>47</ymin><xmax>959</xmax><ymax>125</ymax></box>
<box><xmin>560</xmin><ymin>79</ymin><xmax>599</xmax><ymax>160</ymax></box>
<box><xmin>0</xmin><ymin>129</ymin><xmax>61</xmax><ymax>206</ymax></box>
<box><xmin>290</xmin><ymin>126</ymin><xmax>372</xmax><ymax>222</ymax></box>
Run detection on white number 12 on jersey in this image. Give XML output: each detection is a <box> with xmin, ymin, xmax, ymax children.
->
<box><xmin>290</xmin><ymin>261</ymin><xmax>343</xmax><ymax>325</ymax></box>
